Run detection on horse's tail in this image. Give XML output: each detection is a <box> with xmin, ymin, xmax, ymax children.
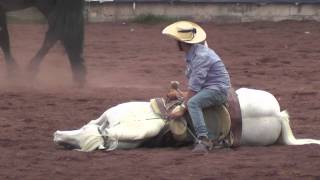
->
<box><xmin>49</xmin><ymin>0</ymin><xmax>85</xmax><ymax>53</ymax></box>
<box><xmin>278</xmin><ymin>110</ymin><xmax>320</xmax><ymax>145</ymax></box>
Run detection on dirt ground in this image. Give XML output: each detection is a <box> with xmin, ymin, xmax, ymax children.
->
<box><xmin>0</xmin><ymin>21</ymin><xmax>320</xmax><ymax>179</ymax></box>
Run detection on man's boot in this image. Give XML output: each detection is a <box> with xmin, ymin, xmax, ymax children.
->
<box><xmin>192</xmin><ymin>136</ymin><xmax>213</xmax><ymax>154</ymax></box>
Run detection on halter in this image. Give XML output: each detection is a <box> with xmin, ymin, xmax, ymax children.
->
<box><xmin>96</xmin><ymin>127</ymin><xmax>119</xmax><ymax>151</ymax></box>
<box><xmin>97</xmin><ymin>127</ymin><xmax>108</xmax><ymax>148</ymax></box>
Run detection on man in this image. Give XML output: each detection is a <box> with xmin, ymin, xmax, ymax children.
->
<box><xmin>162</xmin><ymin>21</ymin><xmax>231</xmax><ymax>153</ymax></box>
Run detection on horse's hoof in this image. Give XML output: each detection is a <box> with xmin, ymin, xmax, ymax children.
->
<box><xmin>6</xmin><ymin>62</ymin><xmax>20</xmax><ymax>79</ymax></box>
<box><xmin>73</xmin><ymin>76</ymin><xmax>86</xmax><ymax>88</ymax></box>
<box><xmin>73</xmin><ymin>80</ymin><xmax>86</xmax><ymax>89</ymax></box>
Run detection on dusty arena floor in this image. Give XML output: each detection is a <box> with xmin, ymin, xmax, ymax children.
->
<box><xmin>0</xmin><ymin>21</ymin><xmax>320</xmax><ymax>179</ymax></box>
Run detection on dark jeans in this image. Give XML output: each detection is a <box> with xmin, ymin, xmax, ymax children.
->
<box><xmin>187</xmin><ymin>88</ymin><xmax>227</xmax><ymax>138</ymax></box>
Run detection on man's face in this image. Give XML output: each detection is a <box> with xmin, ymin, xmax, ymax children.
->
<box><xmin>176</xmin><ymin>41</ymin><xmax>183</xmax><ymax>51</ymax></box>
<box><xmin>176</xmin><ymin>41</ymin><xmax>192</xmax><ymax>53</ymax></box>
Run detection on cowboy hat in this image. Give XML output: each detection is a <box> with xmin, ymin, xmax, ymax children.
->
<box><xmin>162</xmin><ymin>21</ymin><xmax>206</xmax><ymax>44</ymax></box>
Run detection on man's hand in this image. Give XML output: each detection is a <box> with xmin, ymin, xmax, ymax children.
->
<box><xmin>168</xmin><ymin>110</ymin><xmax>185</xmax><ymax>120</ymax></box>
<box><xmin>167</xmin><ymin>89</ymin><xmax>181</xmax><ymax>100</ymax></box>
<box><xmin>168</xmin><ymin>105</ymin><xmax>187</xmax><ymax>120</ymax></box>
<box><xmin>168</xmin><ymin>89</ymin><xmax>196</xmax><ymax>120</ymax></box>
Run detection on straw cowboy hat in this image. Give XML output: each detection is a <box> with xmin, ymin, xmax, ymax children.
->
<box><xmin>162</xmin><ymin>21</ymin><xmax>206</xmax><ymax>44</ymax></box>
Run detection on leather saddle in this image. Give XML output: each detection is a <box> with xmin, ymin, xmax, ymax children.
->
<box><xmin>183</xmin><ymin>88</ymin><xmax>242</xmax><ymax>147</ymax></box>
<box><xmin>149</xmin><ymin>88</ymin><xmax>242</xmax><ymax>148</ymax></box>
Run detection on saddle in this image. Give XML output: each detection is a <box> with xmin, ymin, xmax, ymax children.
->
<box><xmin>226</xmin><ymin>88</ymin><xmax>242</xmax><ymax>147</ymax></box>
<box><xmin>150</xmin><ymin>88</ymin><xmax>242</xmax><ymax>148</ymax></box>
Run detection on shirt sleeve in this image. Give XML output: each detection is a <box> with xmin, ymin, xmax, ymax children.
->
<box><xmin>188</xmin><ymin>55</ymin><xmax>213</xmax><ymax>92</ymax></box>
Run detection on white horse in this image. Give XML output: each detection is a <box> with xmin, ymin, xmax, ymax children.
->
<box><xmin>53</xmin><ymin>88</ymin><xmax>320</xmax><ymax>152</ymax></box>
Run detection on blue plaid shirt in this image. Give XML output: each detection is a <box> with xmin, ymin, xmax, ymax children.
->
<box><xmin>185</xmin><ymin>44</ymin><xmax>231</xmax><ymax>95</ymax></box>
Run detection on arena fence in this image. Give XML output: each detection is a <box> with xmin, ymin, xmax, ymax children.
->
<box><xmin>6</xmin><ymin>0</ymin><xmax>320</xmax><ymax>23</ymax></box>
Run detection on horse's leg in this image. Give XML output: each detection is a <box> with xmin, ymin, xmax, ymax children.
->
<box><xmin>27</xmin><ymin>29</ymin><xmax>58</xmax><ymax>77</ymax></box>
<box><xmin>63</xmin><ymin>40</ymin><xmax>87</xmax><ymax>87</ymax></box>
<box><xmin>0</xmin><ymin>9</ymin><xmax>18</xmax><ymax>77</ymax></box>
<box><xmin>41</xmin><ymin>0</ymin><xmax>86</xmax><ymax>87</ymax></box>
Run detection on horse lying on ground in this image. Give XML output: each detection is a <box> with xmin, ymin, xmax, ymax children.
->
<box><xmin>0</xmin><ymin>0</ymin><xmax>86</xmax><ymax>86</ymax></box>
<box><xmin>54</xmin><ymin>88</ymin><xmax>320</xmax><ymax>152</ymax></box>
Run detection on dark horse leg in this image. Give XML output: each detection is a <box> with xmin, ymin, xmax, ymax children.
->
<box><xmin>59</xmin><ymin>0</ymin><xmax>87</xmax><ymax>87</ymax></box>
<box><xmin>27</xmin><ymin>29</ymin><xmax>58</xmax><ymax>77</ymax></box>
<box><xmin>63</xmin><ymin>39</ymin><xmax>86</xmax><ymax>87</ymax></box>
<box><xmin>28</xmin><ymin>0</ymin><xmax>86</xmax><ymax>87</ymax></box>
<box><xmin>0</xmin><ymin>7</ymin><xmax>18</xmax><ymax>77</ymax></box>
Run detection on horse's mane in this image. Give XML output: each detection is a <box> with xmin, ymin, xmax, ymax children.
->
<box><xmin>79</xmin><ymin>127</ymin><xmax>104</xmax><ymax>152</ymax></box>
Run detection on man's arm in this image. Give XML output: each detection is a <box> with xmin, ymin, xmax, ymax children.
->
<box><xmin>169</xmin><ymin>89</ymin><xmax>197</xmax><ymax>120</ymax></box>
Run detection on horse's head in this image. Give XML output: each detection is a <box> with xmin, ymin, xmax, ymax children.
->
<box><xmin>53</xmin><ymin>124</ymin><xmax>105</xmax><ymax>152</ymax></box>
